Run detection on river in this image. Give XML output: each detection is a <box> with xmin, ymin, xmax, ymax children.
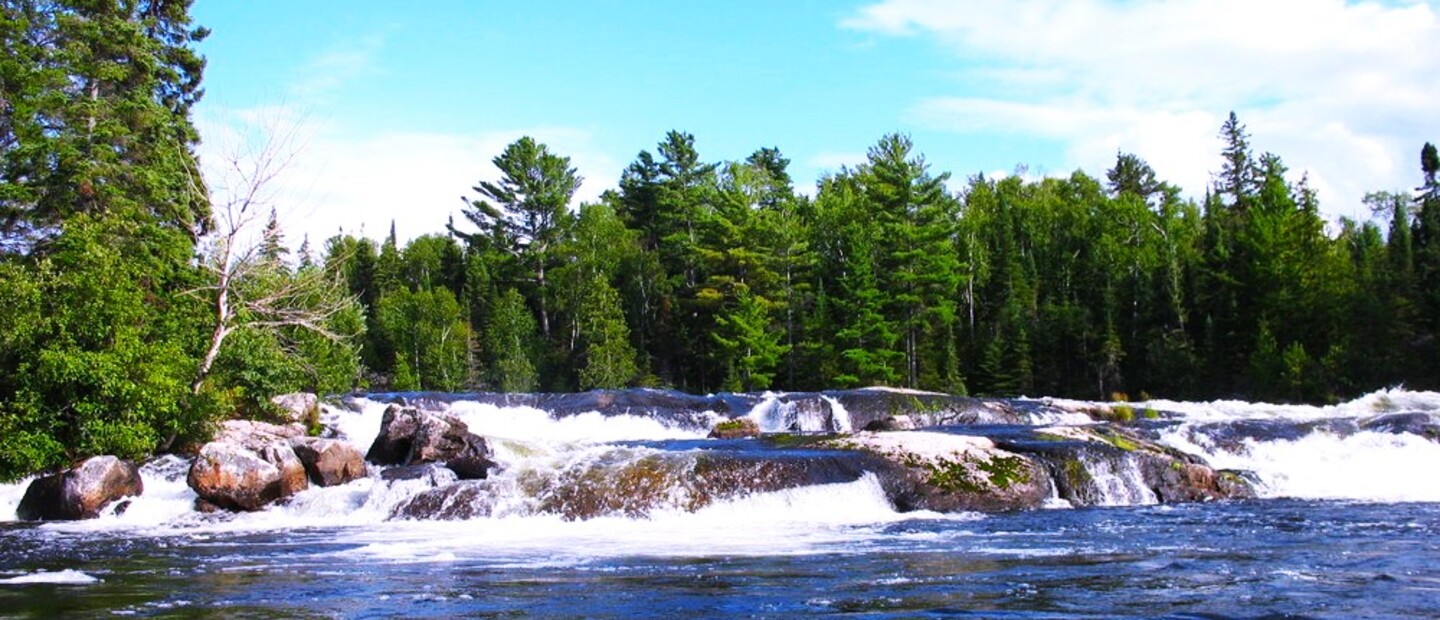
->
<box><xmin>2</xmin><ymin>389</ymin><xmax>1438</xmax><ymax>618</ymax></box>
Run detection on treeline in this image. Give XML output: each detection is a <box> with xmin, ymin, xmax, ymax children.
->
<box><xmin>323</xmin><ymin>118</ymin><xmax>1440</xmax><ymax>403</ymax></box>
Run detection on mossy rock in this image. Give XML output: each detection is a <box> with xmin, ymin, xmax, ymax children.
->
<box><xmin>825</xmin><ymin>431</ymin><xmax>1050</xmax><ymax>513</ymax></box>
<box><xmin>708</xmin><ymin>417</ymin><xmax>761</xmax><ymax>439</ymax></box>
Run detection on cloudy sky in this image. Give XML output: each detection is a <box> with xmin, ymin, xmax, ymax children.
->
<box><xmin>192</xmin><ymin>0</ymin><xmax>1439</xmax><ymax>248</ymax></box>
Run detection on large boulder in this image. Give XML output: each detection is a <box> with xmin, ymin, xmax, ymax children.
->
<box><xmin>187</xmin><ymin>440</ymin><xmax>309</xmax><ymax>512</ymax></box>
<box><xmin>15</xmin><ymin>456</ymin><xmax>144</xmax><ymax>521</ymax></box>
<box><xmin>214</xmin><ymin>419</ymin><xmax>306</xmax><ymax>451</ymax></box>
<box><xmin>289</xmin><ymin>437</ymin><xmax>366</xmax><ymax>487</ymax></box>
<box><xmin>366</xmin><ymin>405</ymin><xmax>495</xmax><ymax>479</ymax></box>
<box><xmin>828</xmin><ymin>431</ymin><xmax>1051</xmax><ymax>513</ymax></box>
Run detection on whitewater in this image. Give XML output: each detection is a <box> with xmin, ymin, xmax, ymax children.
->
<box><xmin>2</xmin><ymin>388</ymin><xmax>1438</xmax><ymax>618</ymax></box>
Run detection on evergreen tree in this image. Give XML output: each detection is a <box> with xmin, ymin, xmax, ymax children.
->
<box><xmin>259</xmin><ymin>207</ymin><xmax>288</xmax><ymax>267</ymax></box>
<box><xmin>0</xmin><ymin>0</ymin><xmax>210</xmax><ymax>246</ymax></box>
<box><xmin>486</xmin><ymin>288</ymin><xmax>539</xmax><ymax>392</ymax></box>
<box><xmin>712</xmin><ymin>285</ymin><xmax>789</xmax><ymax>391</ymax></box>
<box><xmin>455</xmin><ymin>137</ymin><xmax>581</xmax><ymax>340</ymax></box>
<box><xmin>575</xmin><ymin>274</ymin><xmax>638</xmax><ymax>390</ymax></box>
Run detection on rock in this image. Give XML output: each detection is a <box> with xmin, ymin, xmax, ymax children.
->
<box><xmin>380</xmin><ymin>463</ymin><xmax>459</xmax><ymax>485</ymax></box>
<box><xmin>1362</xmin><ymin>412</ymin><xmax>1440</xmax><ymax>440</ymax></box>
<box><xmin>862</xmin><ymin>415</ymin><xmax>916</xmax><ymax>432</ymax></box>
<box><xmin>403</xmin><ymin>447</ymin><xmax>880</xmax><ymax>521</ymax></box>
<box><xmin>187</xmin><ymin>440</ymin><xmax>309</xmax><ymax>511</ymax></box>
<box><xmin>15</xmin><ymin>456</ymin><xmax>144</xmax><ymax>521</ymax></box>
<box><xmin>365</xmin><ymin>405</ymin><xmax>424</xmax><ymax>465</ymax></box>
<box><xmin>289</xmin><ymin>437</ymin><xmax>366</xmax><ymax>487</ymax></box>
<box><xmin>214</xmin><ymin>419</ymin><xmax>306</xmax><ymax>452</ymax></box>
<box><xmin>1027</xmin><ymin>424</ymin><xmax>1256</xmax><ymax>504</ymax></box>
<box><xmin>271</xmin><ymin>392</ymin><xmax>320</xmax><ymax>428</ymax></box>
<box><xmin>392</xmin><ymin>481</ymin><xmax>494</xmax><ymax>521</ymax></box>
<box><xmin>708</xmin><ymin>417</ymin><xmax>761</xmax><ymax>439</ymax></box>
<box><xmin>366</xmin><ymin>405</ymin><xmax>495</xmax><ymax>479</ymax></box>
<box><xmin>828</xmin><ymin>431</ymin><xmax>1050</xmax><ymax>513</ymax></box>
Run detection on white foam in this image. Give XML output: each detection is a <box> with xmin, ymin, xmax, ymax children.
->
<box><xmin>0</xmin><ymin>474</ymin><xmax>36</xmax><ymax>522</ymax></box>
<box><xmin>326</xmin><ymin>474</ymin><xmax>947</xmax><ymax>565</ymax></box>
<box><xmin>0</xmin><ymin>569</ymin><xmax>100</xmax><ymax>585</ymax></box>
<box><xmin>1165</xmin><ymin>426</ymin><xmax>1440</xmax><ymax>502</ymax></box>
<box><xmin>1140</xmin><ymin>388</ymin><xmax>1440</xmax><ymax>424</ymax></box>
<box><xmin>447</xmin><ymin>401</ymin><xmax>709</xmax><ymax>443</ymax></box>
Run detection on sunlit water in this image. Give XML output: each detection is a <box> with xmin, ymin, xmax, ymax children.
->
<box><xmin>2</xmin><ymin>389</ymin><xmax>1438</xmax><ymax>618</ymax></box>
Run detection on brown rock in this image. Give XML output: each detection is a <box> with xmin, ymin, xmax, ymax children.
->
<box><xmin>15</xmin><ymin>456</ymin><xmax>144</xmax><ymax>521</ymax></box>
<box><xmin>214</xmin><ymin>419</ymin><xmax>306</xmax><ymax>452</ymax></box>
<box><xmin>289</xmin><ymin>437</ymin><xmax>366</xmax><ymax>487</ymax></box>
<box><xmin>828</xmin><ymin>431</ymin><xmax>1051</xmax><ymax>513</ymax></box>
<box><xmin>187</xmin><ymin>440</ymin><xmax>310</xmax><ymax>511</ymax></box>
<box><xmin>366</xmin><ymin>405</ymin><xmax>495</xmax><ymax>479</ymax></box>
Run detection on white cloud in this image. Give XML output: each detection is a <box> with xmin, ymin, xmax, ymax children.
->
<box><xmin>290</xmin><ymin>33</ymin><xmax>388</xmax><ymax>101</ymax></box>
<box><xmin>845</xmin><ymin>0</ymin><xmax>1440</xmax><ymax>220</ymax></box>
<box><xmin>197</xmin><ymin>108</ymin><xmax>620</xmax><ymax>253</ymax></box>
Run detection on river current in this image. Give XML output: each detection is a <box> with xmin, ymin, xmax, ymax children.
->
<box><xmin>2</xmin><ymin>389</ymin><xmax>1438</xmax><ymax>618</ymax></box>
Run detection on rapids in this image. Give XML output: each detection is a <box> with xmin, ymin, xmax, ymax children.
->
<box><xmin>2</xmin><ymin>388</ymin><xmax>1438</xmax><ymax>618</ymax></box>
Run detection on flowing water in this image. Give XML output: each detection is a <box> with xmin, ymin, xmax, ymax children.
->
<box><xmin>2</xmin><ymin>389</ymin><xmax>1439</xmax><ymax>619</ymax></box>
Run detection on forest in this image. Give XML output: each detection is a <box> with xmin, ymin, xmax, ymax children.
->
<box><xmin>2</xmin><ymin>0</ymin><xmax>1439</xmax><ymax>480</ymax></box>
<box><xmin>322</xmin><ymin>125</ymin><xmax>1440</xmax><ymax>405</ymax></box>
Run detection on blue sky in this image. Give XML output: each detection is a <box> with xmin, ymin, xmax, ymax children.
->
<box><xmin>191</xmin><ymin>0</ymin><xmax>1439</xmax><ymax>246</ymax></box>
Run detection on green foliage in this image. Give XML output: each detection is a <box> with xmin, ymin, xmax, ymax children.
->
<box><xmin>486</xmin><ymin>288</ymin><xmax>539</xmax><ymax>392</ymax></box>
<box><xmin>378</xmin><ymin>287</ymin><xmax>470</xmax><ymax>392</ymax></box>
<box><xmin>0</xmin><ymin>216</ymin><xmax>206</xmax><ymax>479</ymax></box>
<box><xmin>575</xmin><ymin>275</ymin><xmax>639</xmax><ymax>390</ymax></box>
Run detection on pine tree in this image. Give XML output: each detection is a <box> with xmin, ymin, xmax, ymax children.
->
<box><xmin>259</xmin><ymin>207</ymin><xmax>288</xmax><ymax>267</ymax></box>
<box><xmin>486</xmin><ymin>288</ymin><xmax>539</xmax><ymax>392</ymax></box>
<box><xmin>456</xmin><ymin>137</ymin><xmax>581</xmax><ymax>340</ymax></box>
<box><xmin>712</xmin><ymin>286</ymin><xmax>789</xmax><ymax>391</ymax></box>
<box><xmin>575</xmin><ymin>275</ymin><xmax>638</xmax><ymax>390</ymax></box>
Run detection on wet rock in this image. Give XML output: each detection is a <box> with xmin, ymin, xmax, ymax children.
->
<box><xmin>502</xmin><ymin>447</ymin><xmax>880</xmax><ymax>521</ymax></box>
<box><xmin>380</xmin><ymin>463</ymin><xmax>460</xmax><ymax>485</ymax></box>
<box><xmin>187</xmin><ymin>440</ymin><xmax>309</xmax><ymax>512</ymax></box>
<box><xmin>365</xmin><ymin>405</ymin><xmax>495</xmax><ymax>479</ymax></box>
<box><xmin>829</xmin><ymin>431</ymin><xmax>1050</xmax><ymax>513</ymax></box>
<box><xmin>289</xmin><ymin>437</ymin><xmax>366</xmax><ymax>487</ymax></box>
<box><xmin>271</xmin><ymin>392</ymin><xmax>320</xmax><ymax>428</ymax></box>
<box><xmin>1026</xmin><ymin>424</ymin><xmax>1256</xmax><ymax>504</ymax></box>
<box><xmin>708</xmin><ymin>417</ymin><xmax>761</xmax><ymax>439</ymax></box>
<box><xmin>862</xmin><ymin>415</ymin><xmax>917</xmax><ymax>432</ymax></box>
<box><xmin>15</xmin><ymin>456</ymin><xmax>144</xmax><ymax>521</ymax></box>
<box><xmin>392</xmin><ymin>481</ymin><xmax>495</xmax><ymax>520</ymax></box>
<box><xmin>1361</xmin><ymin>413</ymin><xmax>1440</xmax><ymax>440</ymax></box>
<box><xmin>365</xmin><ymin>405</ymin><xmax>423</xmax><ymax>464</ymax></box>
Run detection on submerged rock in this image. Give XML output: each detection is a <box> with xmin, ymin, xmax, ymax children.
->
<box><xmin>366</xmin><ymin>405</ymin><xmax>496</xmax><ymax>480</ymax></box>
<box><xmin>1361</xmin><ymin>412</ymin><xmax>1440</xmax><ymax>440</ymax></box>
<box><xmin>829</xmin><ymin>431</ymin><xmax>1051</xmax><ymax>513</ymax></box>
<box><xmin>187</xmin><ymin>440</ymin><xmax>309</xmax><ymax>512</ymax></box>
<box><xmin>289</xmin><ymin>437</ymin><xmax>366</xmax><ymax>487</ymax></box>
<box><xmin>16</xmin><ymin>456</ymin><xmax>144</xmax><ymax>521</ymax></box>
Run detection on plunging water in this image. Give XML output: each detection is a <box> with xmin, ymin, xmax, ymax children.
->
<box><xmin>3</xmin><ymin>388</ymin><xmax>1439</xmax><ymax>618</ymax></box>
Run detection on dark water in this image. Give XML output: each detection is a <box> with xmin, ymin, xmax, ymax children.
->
<box><xmin>3</xmin><ymin>499</ymin><xmax>1436</xmax><ymax>619</ymax></box>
